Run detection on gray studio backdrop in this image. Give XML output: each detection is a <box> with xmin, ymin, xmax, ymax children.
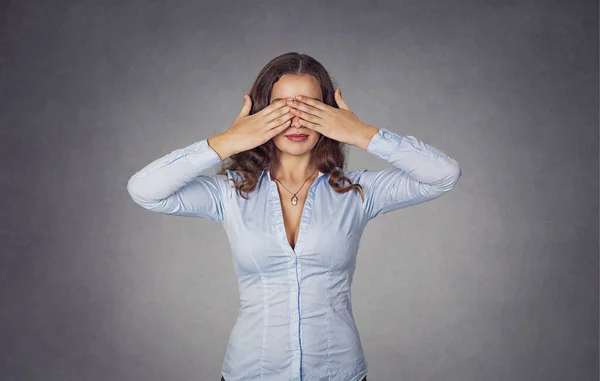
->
<box><xmin>2</xmin><ymin>1</ymin><xmax>598</xmax><ymax>380</ymax></box>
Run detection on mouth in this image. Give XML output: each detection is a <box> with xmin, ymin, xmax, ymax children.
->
<box><xmin>285</xmin><ymin>134</ymin><xmax>309</xmax><ymax>142</ymax></box>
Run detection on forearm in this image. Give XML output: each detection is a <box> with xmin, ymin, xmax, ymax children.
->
<box><xmin>365</xmin><ymin>127</ymin><xmax>461</xmax><ymax>189</ymax></box>
<box><xmin>127</xmin><ymin>138</ymin><xmax>222</xmax><ymax>204</ymax></box>
<box><xmin>358</xmin><ymin>126</ymin><xmax>462</xmax><ymax>220</ymax></box>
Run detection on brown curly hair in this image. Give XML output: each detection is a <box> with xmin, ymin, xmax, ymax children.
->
<box><xmin>216</xmin><ymin>52</ymin><xmax>364</xmax><ymax>202</ymax></box>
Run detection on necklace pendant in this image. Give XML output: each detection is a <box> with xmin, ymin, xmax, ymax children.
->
<box><xmin>291</xmin><ymin>195</ymin><xmax>298</xmax><ymax>206</ymax></box>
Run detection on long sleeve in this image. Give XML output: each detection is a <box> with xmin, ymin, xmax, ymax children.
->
<box><xmin>356</xmin><ymin>127</ymin><xmax>462</xmax><ymax>221</ymax></box>
<box><xmin>126</xmin><ymin>138</ymin><xmax>227</xmax><ymax>223</ymax></box>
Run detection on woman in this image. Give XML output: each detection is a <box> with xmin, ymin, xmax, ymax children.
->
<box><xmin>127</xmin><ymin>52</ymin><xmax>462</xmax><ymax>381</ymax></box>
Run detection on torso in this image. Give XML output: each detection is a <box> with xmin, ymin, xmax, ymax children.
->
<box><xmin>221</xmin><ymin>169</ymin><xmax>370</xmax><ymax>379</ymax></box>
<box><xmin>274</xmin><ymin>175</ymin><xmax>318</xmax><ymax>250</ymax></box>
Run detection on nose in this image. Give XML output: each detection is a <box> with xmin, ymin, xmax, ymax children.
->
<box><xmin>290</xmin><ymin>115</ymin><xmax>305</xmax><ymax>129</ymax></box>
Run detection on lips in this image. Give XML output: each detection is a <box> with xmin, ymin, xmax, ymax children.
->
<box><xmin>285</xmin><ymin>134</ymin><xmax>309</xmax><ymax>142</ymax></box>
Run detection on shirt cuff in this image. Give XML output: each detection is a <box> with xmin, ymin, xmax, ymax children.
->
<box><xmin>365</xmin><ymin>127</ymin><xmax>405</xmax><ymax>161</ymax></box>
<box><xmin>182</xmin><ymin>138</ymin><xmax>223</xmax><ymax>173</ymax></box>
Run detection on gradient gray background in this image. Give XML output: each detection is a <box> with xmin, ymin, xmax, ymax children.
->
<box><xmin>1</xmin><ymin>0</ymin><xmax>598</xmax><ymax>380</ymax></box>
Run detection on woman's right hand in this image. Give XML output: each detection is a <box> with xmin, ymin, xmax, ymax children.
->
<box><xmin>208</xmin><ymin>96</ymin><xmax>294</xmax><ymax>159</ymax></box>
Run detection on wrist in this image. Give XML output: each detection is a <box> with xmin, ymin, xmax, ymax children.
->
<box><xmin>354</xmin><ymin>124</ymin><xmax>379</xmax><ymax>150</ymax></box>
<box><xmin>207</xmin><ymin>133</ymin><xmax>236</xmax><ymax>160</ymax></box>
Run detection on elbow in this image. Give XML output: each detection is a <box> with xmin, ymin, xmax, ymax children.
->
<box><xmin>126</xmin><ymin>175</ymin><xmax>142</xmax><ymax>204</ymax></box>
<box><xmin>431</xmin><ymin>161</ymin><xmax>462</xmax><ymax>193</ymax></box>
<box><xmin>449</xmin><ymin>162</ymin><xmax>462</xmax><ymax>187</ymax></box>
<box><xmin>127</xmin><ymin>174</ymin><xmax>153</xmax><ymax>208</ymax></box>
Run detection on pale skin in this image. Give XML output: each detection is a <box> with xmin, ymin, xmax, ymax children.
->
<box><xmin>208</xmin><ymin>74</ymin><xmax>379</xmax><ymax>249</ymax></box>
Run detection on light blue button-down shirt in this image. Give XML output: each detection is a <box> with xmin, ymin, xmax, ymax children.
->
<box><xmin>127</xmin><ymin>127</ymin><xmax>461</xmax><ymax>381</ymax></box>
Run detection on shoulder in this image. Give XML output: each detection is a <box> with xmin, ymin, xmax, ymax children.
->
<box><xmin>217</xmin><ymin>170</ymin><xmax>242</xmax><ymax>189</ymax></box>
<box><xmin>220</xmin><ymin>169</ymin><xmax>267</xmax><ymax>189</ymax></box>
<box><xmin>340</xmin><ymin>169</ymin><xmax>367</xmax><ymax>183</ymax></box>
<box><xmin>210</xmin><ymin>170</ymin><xmax>240</xmax><ymax>201</ymax></box>
<box><xmin>222</xmin><ymin>169</ymin><xmax>241</xmax><ymax>180</ymax></box>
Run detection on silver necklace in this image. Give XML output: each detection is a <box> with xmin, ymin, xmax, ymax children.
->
<box><xmin>272</xmin><ymin>168</ymin><xmax>317</xmax><ymax>206</ymax></box>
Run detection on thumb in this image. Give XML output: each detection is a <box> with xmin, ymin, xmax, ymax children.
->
<box><xmin>335</xmin><ymin>88</ymin><xmax>350</xmax><ymax>111</ymax></box>
<box><xmin>238</xmin><ymin>94</ymin><xmax>252</xmax><ymax>118</ymax></box>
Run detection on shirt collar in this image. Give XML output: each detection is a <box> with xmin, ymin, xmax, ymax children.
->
<box><xmin>264</xmin><ymin>169</ymin><xmax>325</xmax><ymax>181</ymax></box>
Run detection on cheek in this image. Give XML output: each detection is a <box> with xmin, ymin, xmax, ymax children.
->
<box><xmin>273</xmin><ymin>131</ymin><xmax>287</xmax><ymax>141</ymax></box>
<box><xmin>271</xmin><ymin>133</ymin><xmax>288</xmax><ymax>149</ymax></box>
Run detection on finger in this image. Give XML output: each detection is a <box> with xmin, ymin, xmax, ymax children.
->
<box><xmin>266</xmin><ymin>118</ymin><xmax>292</xmax><ymax>139</ymax></box>
<box><xmin>266</xmin><ymin>109</ymin><xmax>294</xmax><ymax>129</ymax></box>
<box><xmin>287</xmin><ymin>98</ymin><xmax>324</xmax><ymax>119</ymax></box>
<box><xmin>289</xmin><ymin>107</ymin><xmax>322</xmax><ymax>124</ymax></box>
<box><xmin>261</xmin><ymin>98</ymin><xmax>290</xmax><ymax>118</ymax></box>
<box><xmin>295</xmin><ymin>115</ymin><xmax>323</xmax><ymax>133</ymax></box>
<box><xmin>334</xmin><ymin>88</ymin><xmax>350</xmax><ymax>111</ymax></box>
<box><xmin>237</xmin><ymin>94</ymin><xmax>252</xmax><ymax>118</ymax></box>
<box><xmin>263</xmin><ymin>105</ymin><xmax>292</xmax><ymax>126</ymax></box>
<box><xmin>294</xmin><ymin>95</ymin><xmax>329</xmax><ymax>112</ymax></box>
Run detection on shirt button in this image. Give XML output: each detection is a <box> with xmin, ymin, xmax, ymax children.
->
<box><xmin>290</xmin><ymin>254</ymin><xmax>295</xmax><ymax>259</ymax></box>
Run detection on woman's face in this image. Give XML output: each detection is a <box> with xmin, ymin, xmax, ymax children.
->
<box><xmin>269</xmin><ymin>73</ymin><xmax>323</xmax><ymax>156</ymax></box>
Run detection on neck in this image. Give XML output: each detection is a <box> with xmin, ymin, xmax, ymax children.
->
<box><xmin>269</xmin><ymin>151</ymin><xmax>318</xmax><ymax>184</ymax></box>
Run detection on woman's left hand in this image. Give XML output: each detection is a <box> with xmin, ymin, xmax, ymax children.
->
<box><xmin>287</xmin><ymin>89</ymin><xmax>377</xmax><ymax>148</ymax></box>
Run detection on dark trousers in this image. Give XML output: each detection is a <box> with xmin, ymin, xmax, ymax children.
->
<box><xmin>221</xmin><ymin>376</ymin><xmax>367</xmax><ymax>380</ymax></box>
